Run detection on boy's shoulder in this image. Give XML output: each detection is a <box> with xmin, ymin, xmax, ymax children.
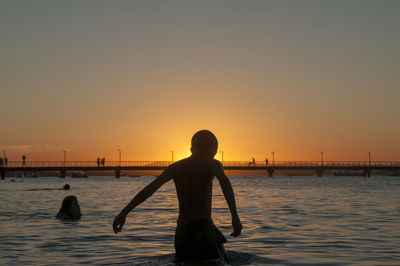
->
<box><xmin>168</xmin><ymin>157</ymin><xmax>222</xmax><ymax>170</ymax></box>
<box><xmin>168</xmin><ymin>157</ymin><xmax>190</xmax><ymax>168</ymax></box>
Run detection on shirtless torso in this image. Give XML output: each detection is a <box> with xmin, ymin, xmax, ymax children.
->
<box><xmin>113</xmin><ymin>154</ymin><xmax>241</xmax><ymax>236</ymax></box>
<box><xmin>171</xmin><ymin>156</ymin><xmax>218</xmax><ymax>222</ymax></box>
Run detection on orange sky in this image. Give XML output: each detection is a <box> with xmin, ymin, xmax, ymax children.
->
<box><xmin>1</xmin><ymin>1</ymin><xmax>399</xmax><ymax>162</ymax></box>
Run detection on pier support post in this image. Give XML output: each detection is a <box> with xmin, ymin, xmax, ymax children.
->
<box><xmin>363</xmin><ymin>169</ymin><xmax>371</xmax><ymax>177</ymax></box>
<box><xmin>316</xmin><ymin>169</ymin><xmax>324</xmax><ymax>177</ymax></box>
<box><xmin>115</xmin><ymin>168</ymin><xmax>120</xmax><ymax>178</ymax></box>
<box><xmin>1</xmin><ymin>170</ymin><xmax>5</xmax><ymax>179</ymax></box>
<box><xmin>267</xmin><ymin>168</ymin><xmax>274</xmax><ymax>177</ymax></box>
<box><xmin>60</xmin><ymin>169</ymin><xmax>66</xmax><ymax>178</ymax></box>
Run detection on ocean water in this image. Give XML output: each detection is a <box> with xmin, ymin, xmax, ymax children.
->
<box><xmin>0</xmin><ymin>175</ymin><xmax>399</xmax><ymax>265</ymax></box>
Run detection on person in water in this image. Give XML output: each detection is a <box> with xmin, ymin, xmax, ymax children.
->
<box><xmin>56</xmin><ymin>195</ymin><xmax>81</xmax><ymax>219</ymax></box>
<box><xmin>113</xmin><ymin>130</ymin><xmax>242</xmax><ymax>263</ymax></box>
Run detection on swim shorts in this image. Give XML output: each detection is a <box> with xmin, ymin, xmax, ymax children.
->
<box><xmin>174</xmin><ymin>219</ymin><xmax>228</xmax><ymax>263</ymax></box>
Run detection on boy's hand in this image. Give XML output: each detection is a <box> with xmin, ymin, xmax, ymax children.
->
<box><xmin>113</xmin><ymin>212</ymin><xmax>126</xmax><ymax>234</ymax></box>
<box><xmin>231</xmin><ymin>214</ymin><xmax>242</xmax><ymax>237</ymax></box>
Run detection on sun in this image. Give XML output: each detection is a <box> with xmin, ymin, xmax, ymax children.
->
<box><xmin>175</xmin><ymin>148</ymin><xmax>192</xmax><ymax>161</ymax></box>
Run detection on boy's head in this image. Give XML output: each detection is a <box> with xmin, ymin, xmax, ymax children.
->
<box><xmin>191</xmin><ymin>130</ymin><xmax>218</xmax><ymax>158</ymax></box>
<box><xmin>59</xmin><ymin>195</ymin><xmax>81</xmax><ymax>219</ymax></box>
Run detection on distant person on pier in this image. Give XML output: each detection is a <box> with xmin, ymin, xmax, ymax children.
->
<box><xmin>56</xmin><ymin>195</ymin><xmax>81</xmax><ymax>219</ymax></box>
<box><xmin>113</xmin><ymin>130</ymin><xmax>242</xmax><ymax>264</ymax></box>
<box><xmin>249</xmin><ymin>157</ymin><xmax>255</xmax><ymax>166</ymax></box>
<box><xmin>101</xmin><ymin>157</ymin><xmax>105</xmax><ymax>166</ymax></box>
<box><xmin>97</xmin><ymin>157</ymin><xmax>101</xmax><ymax>166</ymax></box>
<box><xmin>22</xmin><ymin>155</ymin><xmax>26</xmax><ymax>166</ymax></box>
<box><xmin>265</xmin><ymin>158</ymin><xmax>269</xmax><ymax>165</ymax></box>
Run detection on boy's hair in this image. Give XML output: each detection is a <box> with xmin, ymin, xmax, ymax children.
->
<box><xmin>59</xmin><ymin>195</ymin><xmax>78</xmax><ymax>216</ymax></box>
<box><xmin>191</xmin><ymin>130</ymin><xmax>218</xmax><ymax>158</ymax></box>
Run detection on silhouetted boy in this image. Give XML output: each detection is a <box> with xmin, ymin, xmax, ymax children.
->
<box><xmin>113</xmin><ymin>130</ymin><xmax>242</xmax><ymax>263</ymax></box>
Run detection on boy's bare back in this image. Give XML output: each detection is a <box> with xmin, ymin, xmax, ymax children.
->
<box><xmin>171</xmin><ymin>156</ymin><xmax>220</xmax><ymax>222</ymax></box>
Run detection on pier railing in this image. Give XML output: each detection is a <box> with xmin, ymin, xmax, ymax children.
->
<box><xmin>3</xmin><ymin>160</ymin><xmax>400</xmax><ymax>168</ymax></box>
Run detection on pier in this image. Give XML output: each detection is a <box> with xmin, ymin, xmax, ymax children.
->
<box><xmin>1</xmin><ymin>160</ymin><xmax>400</xmax><ymax>179</ymax></box>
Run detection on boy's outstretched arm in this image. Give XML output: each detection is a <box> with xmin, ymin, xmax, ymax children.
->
<box><xmin>113</xmin><ymin>168</ymin><xmax>172</xmax><ymax>234</ymax></box>
<box><xmin>215</xmin><ymin>162</ymin><xmax>242</xmax><ymax>237</ymax></box>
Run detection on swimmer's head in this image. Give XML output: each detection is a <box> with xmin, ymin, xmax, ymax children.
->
<box><xmin>58</xmin><ymin>195</ymin><xmax>81</xmax><ymax>219</ymax></box>
<box><xmin>191</xmin><ymin>130</ymin><xmax>218</xmax><ymax>159</ymax></box>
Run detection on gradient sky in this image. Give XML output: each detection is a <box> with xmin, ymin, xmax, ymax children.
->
<box><xmin>1</xmin><ymin>0</ymin><xmax>399</xmax><ymax>162</ymax></box>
